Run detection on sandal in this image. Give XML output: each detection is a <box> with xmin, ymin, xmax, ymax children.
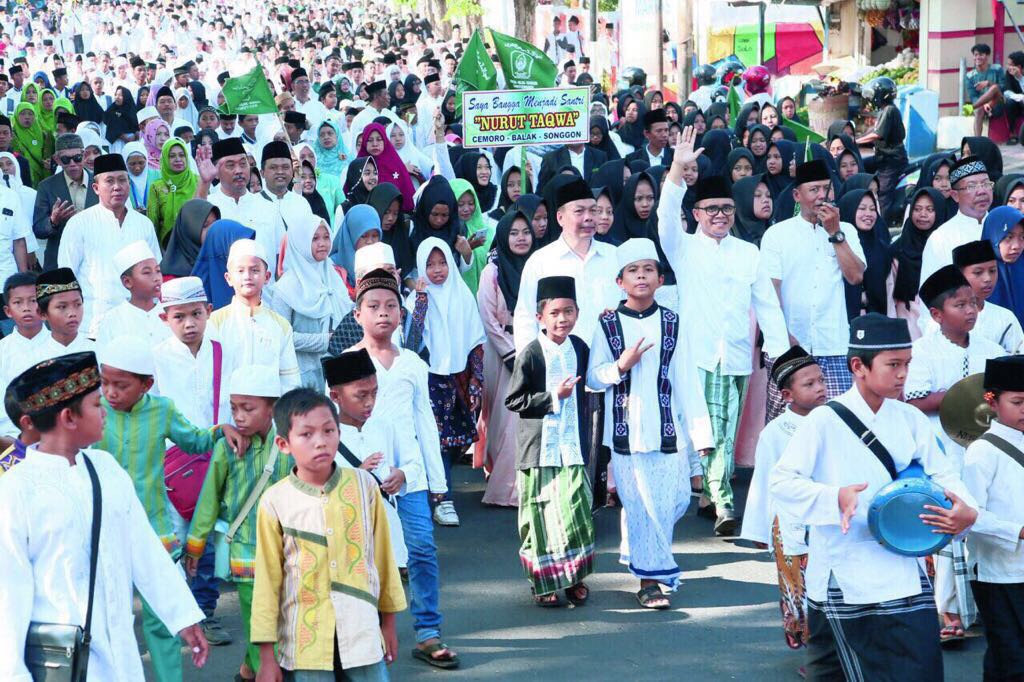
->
<box><xmin>533</xmin><ymin>590</ymin><xmax>564</xmax><ymax>607</ymax></box>
<box><xmin>636</xmin><ymin>584</ymin><xmax>670</xmax><ymax>610</ymax></box>
<box><xmin>412</xmin><ymin>641</ymin><xmax>460</xmax><ymax>669</ymax></box>
<box><xmin>565</xmin><ymin>582</ymin><xmax>590</xmax><ymax>605</ymax></box>
<box><xmin>940</xmin><ymin>624</ymin><xmax>965</xmax><ymax>644</ymax></box>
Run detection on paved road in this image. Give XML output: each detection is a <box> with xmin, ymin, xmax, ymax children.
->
<box><xmin>144</xmin><ymin>467</ymin><xmax>985</xmax><ymax>681</ymax></box>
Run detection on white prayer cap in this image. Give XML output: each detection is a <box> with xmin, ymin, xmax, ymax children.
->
<box><xmin>161</xmin><ymin>276</ymin><xmax>208</xmax><ymax>306</ymax></box>
<box><xmin>227</xmin><ymin>238</ymin><xmax>269</xmax><ymax>267</ymax></box>
<box><xmin>137</xmin><ymin>106</ymin><xmax>159</xmax><ymax>124</ymax></box>
<box><xmin>114</xmin><ymin>240</ymin><xmax>157</xmax><ymax>276</ymax></box>
<box><xmin>98</xmin><ymin>335</ymin><xmax>155</xmax><ymax>376</ymax></box>
<box><xmin>354</xmin><ymin>242</ymin><xmax>396</xmax><ymax>280</ymax></box>
<box><xmin>229</xmin><ymin>365</ymin><xmax>281</xmax><ymax>398</ymax></box>
<box><xmin>616</xmin><ymin>238</ymin><xmax>660</xmax><ymax>271</ymax></box>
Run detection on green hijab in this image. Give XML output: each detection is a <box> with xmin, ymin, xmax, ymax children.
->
<box><xmin>19</xmin><ymin>82</ymin><xmax>40</xmax><ymax>106</ymax></box>
<box><xmin>11</xmin><ymin>102</ymin><xmax>46</xmax><ymax>185</ymax></box>
<box><xmin>450</xmin><ymin>178</ymin><xmax>494</xmax><ymax>295</ymax></box>
<box><xmin>37</xmin><ymin>88</ymin><xmax>58</xmax><ymax>135</ymax></box>
<box><xmin>152</xmin><ymin>138</ymin><xmax>199</xmax><ymax>244</ymax></box>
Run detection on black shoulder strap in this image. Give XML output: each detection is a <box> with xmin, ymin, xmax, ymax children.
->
<box><xmin>336</xmin><ymin>442</ymin><xmax>390</xmax><ymax>502</ymax></box>
<box><xmin>979</xmin><ymin>432</ymin><xmax>1024</xmax><ymax>470</ymax></box>
<box><xmin>82</xmin><ymin>454</ymin><xmax>102</xmax><ymax>645</ymax></box>
<box><xmin>826</xmin><ymin>400</ymin><xmax>899</xmax><ymax>480</ymax></box>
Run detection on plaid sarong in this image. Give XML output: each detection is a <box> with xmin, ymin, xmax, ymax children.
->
<box><xmin>765</xmin><ymin>353</ymin><xmax>852</xmax><ymax>423</ymax></box>
<box><xmin>517</xmin><ymin>464</ymin><xmax>595</xmax><ymax>596</ymax></box>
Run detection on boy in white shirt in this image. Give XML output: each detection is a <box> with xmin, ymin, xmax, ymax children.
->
<box><xmin>953</xmin><ymin>239</ymin><xmax>1024</xmax><ymax>353</ymax></box>
<box><xmin>0</xmin><ymin>272</ymin><xmax>43</xmax><ymax>444</ymax></box>
<box><xmin>96</xmin><ymin>239</ymin><xmax>171</xmax><ymax>346</ymax></box>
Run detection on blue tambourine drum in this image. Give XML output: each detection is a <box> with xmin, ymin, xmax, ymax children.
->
<box><xmin>867</xmin><ymin>463</ymin><xmax>953</xmax><ymax>557</ymax></box>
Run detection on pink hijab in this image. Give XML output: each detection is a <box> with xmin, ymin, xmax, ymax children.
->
<box><xmin>142</xmin><ymin>119</ymin><xmax>169</xmax><ymax>170</ymax></box>
<box><xmin>357</xmin><ymin>122</ymin><xmax>415</xmax><ymax>211</ymax></box>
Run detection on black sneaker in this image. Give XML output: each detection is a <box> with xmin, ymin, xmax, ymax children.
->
<box><xmin>201</xmin><ymin>612</ymin><xmax>233</xmax><ymax>646</ymax></box>
<box><xmin>714</xmin><ymin>508</ymin><xmax>738</xmax><ymax>536</ymax></box>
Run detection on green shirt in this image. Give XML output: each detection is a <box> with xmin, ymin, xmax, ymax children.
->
<box><xmin>185</xmin><ymin>427</ymin><xmax>293</xmax><ymax>582</ymax></box>
<box><xmin>95</xmin><ymin>393</ymin><xmax>217</xmax><ymax>554</ymax></box>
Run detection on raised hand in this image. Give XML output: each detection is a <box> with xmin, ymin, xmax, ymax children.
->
<box><xmin>839</xmin><ymin>482</ymin><xmax>869</xmax><ymax>534</ymax></box>
<box><xmin>673</xmin><ymin>125</ymin><xmax>705</xmax><ymax>167</ymax></box>
<box><xmin>195</xmin><ymin>143</ymin><xmax>218</xmax><ymax>184</ymax></box>
<box><xmin>616</xmin><ymin>337</ymin><xmax>656</xmax><ymax>374</ymax></box>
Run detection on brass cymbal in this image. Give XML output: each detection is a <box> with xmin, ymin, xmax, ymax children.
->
<box><xmin>940</xmin><ymin>373</ymin><xmax>995</xmax><ymax>447</ymax></box>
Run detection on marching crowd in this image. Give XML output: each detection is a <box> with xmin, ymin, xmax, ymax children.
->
<box><xmin>3</xmin><ymin>1</ymin><xmax>1024</xmax><ymax>680</ymax></box>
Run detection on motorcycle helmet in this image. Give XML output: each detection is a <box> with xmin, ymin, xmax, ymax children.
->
<box><xmin>694</xmin><ymin>64</ymin><xmax>716</xmax><ymax>87</ymax></box>
<box><xmin>861</xmin><ymin>76</ymin><xmax>897</xmax><ymax>109</ymax></box>
<box><xmin>742</xmin><ymin>65</ymin><xmax>771</xmax><ymax>94</ymax></box>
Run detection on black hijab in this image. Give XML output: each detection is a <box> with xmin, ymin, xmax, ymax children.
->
<box><xmin>588</xmin><ymin>115</ymin><xmax>620</xmax><ymax>160</ymax></box>
<box><xmin>441</xmin><ymin>91</ymin><xmax>458</xmax><ymax>125</ymax></box>
<box><xmin>832</xmin><ymin>134</ymin><xmax>864</xmax><ymax>173</ymax></box>
<box><xmin>772</xmin><ymin>125</ymin><xmax>797</xmax><ymax>142</ymax></box>
<box><xmin>827</xmin><ymin>120</ymin><xmax>855</xmax><ymax>141</ymax></box>
<box><xmin>341</xmin><ymin>157</ymin><xmax>376</xmax><ymax>212</ymax></box>
<box><xmin>489</xmin><ymin>165</ymin><xmax>532</xmax><ymax>221</ymax></box>
<box><xmin>368</xmin><ymin>182</ymin><xmax>415</xmax><ymax>276</ymax></box>
<box><xmin>615</xmin><ymin>95</ymin><xmax>646</xmax><ymax>149</ymax></box>
<box><xmin>72</xmin><ymin>82</ymin><xmax>104</xmax><ymax>124</ymax></box>
<box><xmin>839</xmin><ymin>173</ymin><xmax>877</xmax><ymax>200</ymax></box>
<box><xmin>681</xmin><ymin>109</ymin><xmax>707</xmax><ymax>147</ymax></box>
<box><xmin>839</xmin><ymin>189</ymin><xmax>891</xmax><ymax>318</ymax></box>
<box><xmin>103</xmin><ymin>86</ymin><xmax>139</xmax><ymax>144</ymax></box>
<box><xmin>593</xmin><ymin>159</ymin><xmax>627</xmax><ymax>205</ymax></box>
<box><xmin>764</xmin><ymin>139</ymin><xmax>798</xmax><ymax>198</ymax></box>
<box><xmin>725</xmin><ymin>148</ymin><xmax>756</xmax><ymax>189</ymax></box>
<box><xmin>918</xmin><ymin>153</ymin><xmax>959</xmax><ymax>217</ymax></box>
<box><xmin>511</xmin><ymin>194</ymin><xmax>556</xmax><ymax>247</ymax></box>
<box><xmin>962</xmin><ymin>136</ymin><xmax>1004</xmax><ymax>180</ymax></box>
<box><xmin>301</xmin><ymin>161</ymin><xmax>331</xmax><ymax>224</ymax></box>
<box><xmin>494</xmin><ymin>209</ymin><xmax>535</xmax><ymax>311</ymax></box>
<box><xmin>746</xmin><ymin>124</ymin><xmax>771</xmax><ymax>173</ymax></box>
<box><xmin>893</xmin><ymin>187</ymin><xmax>948</xmax><ymax>304</ymax></box>
<box><xmin>664</xmin><ymin>102</ymin><xmax>683</xmax><ymax>125</ymax></box>
<box><xmin>412</xmin><ymin>175</ymin><xmax>461</xmax><ymax>254</ymax></box>
<box><xmin>701</xmin><ymin>129</ymin><xmax>732</xmax><ymax>179</ymax></box>
<box><xmin>682</xmin><ymin>155</ymin><xmax>711</xmax><ymax>233</ymax></box>
<box><xmin>161</xmin><ymin>199</ymin><xmax>218</xmax><ymax>276</ymax></box>
<box><xmin>592</xmin><ymin>186</ymin><xmax>621</xmax><ymax>245</ymax></box>
<box><xmin>457</xmin><ymin>151</ymin><xmax>498</xmax><ymax>211</ymax></box>
<box><xmin>994</xmin><ymin>173</ymin><xmax>1024</xmax><ymax>207</ymax></box>
<box><xmin>402</xmin><ymin>74</ymin><xmax>422</xmax><ymax>106</ymax></box>
<box><xmin>731</xmin><ymin>174</ymin><xmax>772</xmax><ymax>246</ymax></box>
<box><xmin>734</xmin><ymin>102</ymin><xmax>760</xmax><ymax>142</ymax></box>
<box><xmin>613</xmin><ymin>170</ymin><xmax>675</xmax><ymax>284</ymax></box>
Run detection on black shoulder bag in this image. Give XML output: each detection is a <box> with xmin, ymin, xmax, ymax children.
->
<box><xmin>827</xmin><ymin>401</ymin><xmax>899</xmax><ymax>479</ymax></box>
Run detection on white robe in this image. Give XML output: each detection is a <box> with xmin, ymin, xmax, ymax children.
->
<box><xmin>95</xmin><ymin>300</ymin><xmax>171</xmax><ymax>348</ymax></box>
<box><xmin>0</xmin><ymin>447</ymin><xmax>204</xmax><ymax>681</ymax></box>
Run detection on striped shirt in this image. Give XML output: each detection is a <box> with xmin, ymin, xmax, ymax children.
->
<box><xmin>95</xmin><ymin>393</ymin><xmax>217</xmax><ymax>553</ymax></box>
<box><xmin>251</xmin><ymin>466</ymin><xmax>406</xmax><ymax>672</ymax></box>
<box><xmin>185</xmin><ymin>427</ymin><xmax>293</xmax><ymax>581</ymax></box>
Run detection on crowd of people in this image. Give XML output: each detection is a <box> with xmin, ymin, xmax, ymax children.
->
<box><xmin>2</xmin><ymin>1</ymin><xmax>1024</xmax><ymax>680</ymax></box>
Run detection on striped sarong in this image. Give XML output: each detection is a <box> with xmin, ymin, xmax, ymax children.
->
<box><xmin>699</xmin><ymin>365</ymin><xmax>747</xmax><ymax>509</ymax></box>
<box><xmin>765</xmin><ymin>353</ymin><xmax>852</xmax><ymax>423</ymax></box>
<box><xmin>517</xmin><ymin>465</ymin><xmax>595</xmax><ymax>596</ymax></box>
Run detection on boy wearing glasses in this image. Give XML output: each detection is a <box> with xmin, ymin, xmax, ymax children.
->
<box><xmin>657</xmin><ymin>126</ymin><xmax>790</xmax><ymax>535</ymax></box>
<box><xmin>31</xmin><ymin>133</ymin><xmax>98</xmax><ymax>271</ymax></box>
<box><xmin>920</xmin><ymin>156</ymin><xmax>994</xmax><ymax>284</ymax></box>
<box><xmin>759</xmin><ymin>158</ymin><xmax>866</xmax><ymax>423</ymax></box>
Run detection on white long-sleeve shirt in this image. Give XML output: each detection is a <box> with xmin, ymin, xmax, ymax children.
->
<box><xmin>152</xmin><ymin>335</ymin><xmax>232</xmax><ymax>431</ymax></box>
<box><xmin>758</xmin><ymin>215</ymin><xmax>866</xmax><ymax>357</ymax></box>
<box><xmin>769</xmin><ymin>386</ymin><xmax>976</xmax><ymax>604</ymax></box>
<box><xmin>208</xmin><ymin>297</ymin><xmax>301</xmax><ymax>392</ymax></box>
<box><xmin>0</xmin><ymin>329</ymin><xmax>45</xmax><ymax>438</ymax></box>
<box><xmin>57</xmin><ymin>203</ymin><xmax>161</xmax><ymax>338</ymax></box>
<box><xmin>919</xmin><ymin>299</ymin><xmax>1023</xmax><ymax>353</ymax></box>
<box><xmin>919</xmin><ymin>210</ymin><xmax>985</xmax><ymax>286</ymax></box>
<box><xmin>94</xmin><ymin>300</ymin><xmax>171</xmax><ymax>348</ymax></box>
<box><xmin>657</xmin><ymin>178</ymin><xmax>789</xmax><ymax>373</ymax></box>
<box><xmin>587</xmin><ymin>304</ymin><xmax>714</xmax><ymax>454</ymax></box>
<box><xmin>513</xmin><ymin>236</ymin><xmax>621</xmax><ymax>352</ymax></box>
<box><xmin>963</xmin><ymin>420</ymin><xmax>1024</xmax><ymax>583</ymax></box>
<box><xmin>0</xmin><ymin>447</ymin><xmax>204</xmax><ymax>682</ymax></box>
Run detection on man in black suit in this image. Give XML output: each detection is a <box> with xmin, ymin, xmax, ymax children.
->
<box><xmin>624</xmin><ymin>108</ymin><xmax>674</xmax><ymax>168</ymax></box>
<box><xmin>32</xmin><ymin>133</ymin><xmax>98</xmax><ymax>271</ymax></box>
<box><xmin>1004</xmin><ymin>51</ymin><xmax>1024</xmax><ymax>144</ymax></box>
<box><xmin>538</xmin><ymin>141</ymin><xmax>607</xmax><ymax>189</ymax></box>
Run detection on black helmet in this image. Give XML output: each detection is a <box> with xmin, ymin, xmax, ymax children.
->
<box><xmin>716</xmin><ymin>59</ymin><xmax>745</xmax><ymax>87</ymax></box>
<box><xmin>861</xmin><ymin>76</ymin><xmax>897</xmax><ymax>108</ymax></box>
<box><xmin>619</xmin><ymin>66</ymin><xmax>647</xmax><ymax>90</ymax></box>
<box><xmin>711</xmin><ymin>85</ymin><xmax>730</xmax><ymax>104</ymax></box>
<box><xmin>695</xmin><ymin>64</ymin><xmax>716</xmax><ymax>87</ymax></box>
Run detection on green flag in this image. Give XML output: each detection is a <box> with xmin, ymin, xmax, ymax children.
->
<box><xmin>454</xmin><ymin>30</ymin><xmax>498</xmax><ymax>118</ymax></box>
<box><xmin>490</xmin><ymin>29</ymin><xmax>558</xmax><ymax>90</ymax></box>
<box><xmin>782</xmin><ymin>116</ymin><xmax>825</xmax><ymax>145</ymax></box>
<box><xmin>218</xmin><ymin>66</ymin><xmax>278</xmax><ymax>115</ymax></box>
<box><xmin>727</xmin><ymin>85</ymin><xmax>742</xmax><ymax>125</ymax></box>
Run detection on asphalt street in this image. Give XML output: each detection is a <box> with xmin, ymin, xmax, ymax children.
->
<box><xmin>143</xmin><ymin>467</ymin><xmax>985</xmax><ymax>681</ymax></box>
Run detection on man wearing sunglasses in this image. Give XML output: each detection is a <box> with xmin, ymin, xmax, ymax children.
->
<box><xmin>657</xmin><ymin>125</ymin><xmax>790</xmax><ymax>536</ymax></box>
<box><xmin>31</xmin><ymin>133</ymin><xmax>98</xmax><ymax>271</ymax></box>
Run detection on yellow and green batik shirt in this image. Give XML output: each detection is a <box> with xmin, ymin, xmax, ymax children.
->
<box><xmin>251</xmin><ymin>465</ymin><xmax>406</xmax><ymax>672</ymax></box>
<box><xmin>95</xmin><ymin>393</ymin><xmax>219</xmax><ymax>554</ymax></box>
<box><xmin>185</xmin><ymin>427</ymin><xmax>293</xmax><ymax>581</ymax></box>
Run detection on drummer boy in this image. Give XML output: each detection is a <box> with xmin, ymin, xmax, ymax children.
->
<box><xmin>770</xmin><ymin>313</ymin><xmax>978</xmax><ymax>681</ymax></box>
<box><xmin>963</xmin><ymin>355</ymin><xmax>1024</xmax><ymax>681</ymax></box>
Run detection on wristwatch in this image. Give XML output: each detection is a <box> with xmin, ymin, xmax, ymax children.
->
<box><xmin>828</xmin><ymin>230</ymin><xmax>846</xmax><ymax>244</ymax></box>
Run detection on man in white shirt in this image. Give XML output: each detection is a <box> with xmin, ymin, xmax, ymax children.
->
<box><xmin>920</xmin><ymin>156</ymin><xmax>992</xmax><ymax>284</ymax></box>
<box><xmin>253</xmin><ymin>140</ymin><xmax>310</xmax><ymax>259</ymax></box>
<box><xmin>658</xmin><ymin>128</ymin><xmax>789</xmax><ymax>534</ymax></box>
<box><xmin>771</xmin><ymin>313</ymin><xmax>978</xmax><ymax>681</ymax></box>
<box><xmin>57</xmin><ymin>153</ymin><xmax>161</xmax><ymax>338</ymax></box>
<box><xmin>290</xmin><ymin>67</ymin><xmax>328</xmax><ymax>133</ymax></box>
<box><xmin>350</xmin><ymin>79</ymin><xmax>401</xmax><ymax>145</ymax></box>
<box><xmin>759</xmin><ymin>159</ymin><xmax>866</xmax><ymax>422</ymax></box>
<box><xmin>543</xmin><ymin>16</ymin><xmax>566</xmax><ymax>65</ymax></box>
<box><xmin>1</xmin><ymin>65</ymin><xmax>25</xmax><ymax>117</ymax></box>
<box><xmin>415</xmin><ymin>73</ymin><xmax>445</xmax><ymax>147</ymax></box>
<box><xmin>623</xmin><ymin>108</ymin><xmax>673</xmax><ymax>168</ymax></box>
<box><xmin>152</xmin><ymin>84</ymin><xmax>193</xmax><ymax>138</ymax></box>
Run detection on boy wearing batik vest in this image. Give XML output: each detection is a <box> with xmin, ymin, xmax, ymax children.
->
<box><xmin>505</xmin><ymin>275</ymin><xmax>594</xmax><ymax>607</ymax></box>
<box><xmin>963</xmin><ymin>356</ymin><xmax>1024</xmax><ymax>680</ymax></box>
<box><xmin>587</xmin><ymin>238</ymin><xmax>713</xmax><ymax>609</ymax></box>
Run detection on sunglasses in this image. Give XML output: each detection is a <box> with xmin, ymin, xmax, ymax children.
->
<box><xmin>58</xmin><ymin>153</ymin><xmax>83</xmax><ymax>164</ymax></box>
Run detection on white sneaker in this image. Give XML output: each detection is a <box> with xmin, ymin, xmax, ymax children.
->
<box><xmin>433</xmin><ymin>500</ymin><xmax>460</xmax><ymax>526</ymax></box>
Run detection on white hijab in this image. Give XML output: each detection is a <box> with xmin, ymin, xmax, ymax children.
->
<box><xmin>386</xmin><ymin>121</ymin><xmax>432</xmax><ymax>179</ymax></box>
<box><xmin>274</xmin><ymin>213</ymin><xmax>351</xmax><ymax>325</ymax></box>
<box><xmin>0</xmin><ymin>150</ymin><xmax>36</xmax><ymax>215</ymax></box>
<box><xmin>120</xmin><ymin>140</ymin><xmax>149</xmax><ymax>198</ymax></box>
<box><xmin>407</xmin><ymin>236</ymin><xmax>486</xmax><ymax>374</ymax></box>
<box><xmin>174</xmin><ymin>87</ymin><xmax>199</xmax><ymax>129</ymax></box>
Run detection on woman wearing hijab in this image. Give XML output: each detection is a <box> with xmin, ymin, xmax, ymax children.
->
<box><xmin>613</xmin><ymin>170</ymin><xmax>678</xmax><ymax>306</ymax></box>
<box><xmin>681</xmin><ymin>109</ymin><xmax>707</xmax><ymax>146</ymax></box>
<box><xmin>889</xmin><ymin>187</ymin><xmax>946</xmax><ymax>335</ymax></box>
<box><xmin>402</xmin><ymin>74</ymin><xmax>422</xmax><ymax>106</ymax></box>
<box><xmin>364</xmin><ymin>183</ymin><xmax>414</xmax><ymax>278</ymax></box>
<box><xmin>339</xmin><ymin>156</ymin><xmax>378</xmax><ymax>214</ymax></box>
<box><xmin>839</xmin><ymin>189</ymin><xmax>891</xmax><ymax>319</ymax></box>
<box><xmin>592</xmin><ymin>159</ymin><xmax>629</xmax><ymax>205</ymax></box>
<box><xmin>510</xmin><ymin>193</ymin><xmax>554</xmax><ymax>248</ymax></box>
<box><xmin>142</xmin><ymin>118</ymin><xmax>169</xmax><ymax>170</ymax></box>
<box><xmin>995</xmin><ymin>174</ymin><xmax>1024</xmax><ymax>209</ymax></box>
<box><xmin>121</xmin><ymin>141</ymin><xmax>158</xmax><ymax>212</ymax></box>
<box><xmin>450</xmin><ymin>177</ymin><xmax>497</xmax><ymax>295</ymax></box>
<box><xmin>734</xmin><ymin>102</ymin><xmax>761</xmax><ymax>144</ymax></box>
<box><xmin>161</xmin><ymin>199</ymin><xmax>219</xmax><ymax>279</ymax></box>
<box><xmin>615</xmin><ymin>94</ymin><xmax>646</xmax><ymax>150</ymax></box>
<box><xmin>411</xmin><ymin>175</ymin><xmax>472</xmax><ymax>277</ymax></box>
<box><xmin>299</xmin><ymin>160</ymin><xmax>333</xmax><ymax>226</ymax></box>
<box><xmin>311</xmin><ymin>119</ymin><xmax>349</xmax><ymax>181</ymax></box>
<box><xmin>72</xmin><ymin>81</ymin><xmax>104</xmax><ymax>124</ymax></box>
<box><xmin>588</xmin><ymin>115</ymin><xmax>620</xmax><ymax>161</ymax></box>
<box><xmin>838</xmin><ymin>172</ymin><xmax>879</xmax><ymax>200</ymax></box>
<box><xmin>474</xmin><ymin>208</ymin><xmax>534</xmax><ymax>507</ymax></box>
<box><xmin>331</xmin><ymin>203</ymin><xmax>383</xmax><ymax>292</ymax></box>
<box><xmin>36</xmin><ymin>88</ymin><xmax>57</xmax><ymax>138</ymax></box>
<box><xmin>103</xmin><ymin>85</ymin><xmax>139</xmax><ymax>154</ymax></box>
<box><xmin>917</xmin><ymin>153</ymin><xmax>958</xmax><ymax>217</ymax></box>
<box><xmin>983</xmin><ymin>205</ymin><xmax>1024</xmax><ymax>323</ymax></box>
<box><xmin>272</xmin><ymin>214</ymin><xmax>351</xmax><ymax>388</ymax></box>
<box><xmin>726</xmin><ymin>148</ymin><xmax>756</xmax><ymax>189</ymax></box>
<box><xmin>11</xmin><ymin>101</ymin><xmax>49</xmax><ymax>186</ymax></box>
<box><xmin>488</xmin><ymin>165</ymin><xmax>531</xmax><ymax>222</ymax></box>
<box><xmin>826</xmin><ymin>120</ymin><xmax>856</xmax><ymax>142</ymax></box>
<box><xmin>664</xmin><ymin>101</ymin><xmax>683</xmax><ymax>124</ymax></box>
<box><xmin>357</xmin><ymin>121</ymin><xmax>416</xmax><ymax>211</ymax></box>
<box><xmin>962</xmin><ymin>136</ymin><xmax>1004</xmax><ymax>181</ymax></box>
<box><xmin>147</xmin><ymin>137</ymin><xmax>199</xmax><ymax>246</ymax></box>
<box><xmin>682</xmin><ymin>156</ymin><xmax>711</xmax><ymax>233</ymax></box>
<box><xmin>731</xmin><ymin>174</ymin><xmax>774</xmax><ymax>246</ymax></box>
<box><xmin>700</xmin><ymin>129</ymin><xmax>732</xmax><ymax>179</ymax></box>
<box><xmin>174</xmin><ymin>87</ymin><xmax>198</xmax><ymax>130</ymax></box>
<box><xmin>456</xmin><ymin>151</ymin><xmax>499</xmax><ymax>214</ymax></box>
<box><xmin>746</xmin><ymin>124</ymin><xmax>771</xmax><ymax>173</ymax></box>
<box><xmin>387</xmin><ymin>120</ymin><xmax>433</xmax><ymax>185</ymax></box>
<box><xmin>191</xmin><ymin>219</ymin><xmax>257</xmax><ymax>309</ymax></box>
<box><xmin>763</xmin><ymin>139</ymin><xmax>797</xmax><ymax>199</ymax></box>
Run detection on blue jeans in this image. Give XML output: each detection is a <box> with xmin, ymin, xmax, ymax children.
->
<box><xmin>396</xmin><ymin>491</ymin><xmax>442</xmax><ymax>643</ymax></box>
